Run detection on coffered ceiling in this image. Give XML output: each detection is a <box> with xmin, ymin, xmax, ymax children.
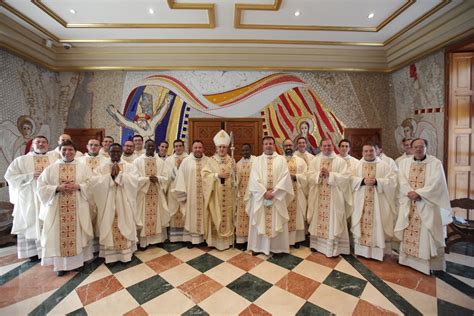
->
<box><xmin>0</xmin><ymin>0</ymin><xmax>473</xmax><ymax>71</ymax></box>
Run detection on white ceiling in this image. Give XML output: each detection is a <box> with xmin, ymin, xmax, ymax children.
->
<box><xmin>0</xmin><ymin>0</ymin><xmax>463</xmax><ymax>46</ymax></box>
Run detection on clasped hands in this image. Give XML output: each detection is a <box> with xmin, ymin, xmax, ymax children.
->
<box><xmin>320</xmin><ymin>167</ymin><xmax>330</xmax><ymax>178</ymax></box>
<box><xmin>264</xmin><ymin>189</ymin><xmax>274</xmax><ymax>200</ymax></box>
<box><xmin>407</xmin><ymin>191</ymin><xmax>421</xmax><ymax>201</ymax></box>
<box><xmin>57</xmin><ymin>181</ymin><xmax>80</xmax><ymax>192</ymax></box>
<box><xmin>364</xmin><ymin>177</ymin><xmax>376</xmax><ymax>186</ymax></box>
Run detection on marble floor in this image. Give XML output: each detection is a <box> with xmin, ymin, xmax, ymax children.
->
<box><xmin>0</xmin><ymin>241</ymin><xmax>472</xmax><ymax>315</ymax></box>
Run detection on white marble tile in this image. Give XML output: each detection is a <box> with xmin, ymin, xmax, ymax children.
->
<box><xmin>292</xmin><ymin>259</ymin><xmax>332</xmax><ymax>283</ymax></box>
<box><xmin>0</xmin><ymin>288</ymin><xmax>57</xmax><ymax>315</ymax></box>
<box><xmin>208</xmin><ymin>248</ymin><xmax>242</xmax><ymax>261</ymax></box>
<box><xmin>387</xmin><ymin>281</ymin><xmax>437</xmax><ymax>316</ymax></box>
<box><xmin>0</xmin><ymin>260</ymin><xmax>26</xmax><ymax>276</ymax></box>
<box><xmin>204</xmin><ymin>262</ymin><xmax>245</xmax><ymax>286</ymax></box>
<box><xmin>199</xmin><ymin>287</ymin><xmax>251</xmax><ymax>315</ymax></box>
<box><xmin>142</xmin><ymin>288</ymin><xmax>194</xmax><ymax>315</ymax></box>
<box><xmin>248</xmin><ymin>260</ymin><xmax>289</xmax><ymax>284</ymax></box>
<box><xmin>48</xmin><ymin>290</ymin><xmax>83</xmax><ymax>315</ymax></box>
<box><xmin>308</xmin><ymin>284</ymin><xmax>359</xmax><ymax>315</ymax></box>
<box><xmin>78</xmin><ymin>264</ymin><xmax>112</xmax><ymax>286</ymax></box>
<box><xmin>360</xmin><ymin>283</ymin><xmax>401</xmax><ymax>315</ymax></box>
<box><xmin>254</xmin><ymin>286</ymin><xmax>305</xmax><ymax>315</ymax></box>
<box><xmin>159</xmin><ymin>263</ymin><xmax>201</xmax><ymax>287</ymax></box>
<box><xmin>114</xmin><ymin>263</ymin><xmax>156</xmax><ymax>288</ymax></box>
<box><xmin>436</xmin><ymin>278</ymin><xmax>474</xmax><ymax>311</ymax></box>
<box><xmin>84</xmin><ymin>289</ymin><xmax>138</xmax><ymax>315</ymax></box>
<box><xmin>171</xmin><ymin>247</ymin><xmax>205</xmax><ymax>262</ymax></box>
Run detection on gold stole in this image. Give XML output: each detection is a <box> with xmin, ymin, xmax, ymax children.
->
<box><xmin>265</xmin><ymin>157</ymin><xmax>274</xmax><ymax>237</ymax></box>
<box><xmin>215</xmin><ymin>155</ymin><xmax>233</xmax><ymax>236</ymax></box>
<box><xmin>316</xmin><ymin>158</ymin><xmax>332</xmax><ymax>239</ymax></box>
<box><xmin>236</xmin><ymin>160</ymin><xmax>251</xmax><ymax>237</ymax></box>
<box><xmin>360</xmin><ymin>163</ymin><xmax>376</xmax><ymax>246</ymax></box>
<box><xmin>287</xmin><ymin>157</ymin><xmax>297</xmax><ymax>232</ymax></box>
<box><xmin>170</xmin><ymin>156</ymin><xmax>185</xmax><ymax>228</ymax></box>
<box><xmin>402</xmin><ymin>163</ymin><xmax>426</xmax><ymax>258</ymax></box>
<box><xmin>33</xmin><ymin>155</ymin><xmax>50</xmax><ymax>173</ymax></box>
<box><xmin>144</xmin><ymin>158</ymin><xmax>158</xmax><ymax>236</ymax></box>
<box><xmin>86</xmin><ymin>156</ymin><xmax>100</xmax><ymax>171</ymax></box>
<box><xmin>58</xmin><ymin>163</ymin><xmax>77</xmax><ymax>257</ymax></box>
<box><xmin>112</xmin><ymin>162</ymin><xmax>128</xmax><ymax>250</ymax></box>
<box><xmin>195</xmin><ymin>159</ymin><xmax>204</xmax><ymax>234</ymax></box>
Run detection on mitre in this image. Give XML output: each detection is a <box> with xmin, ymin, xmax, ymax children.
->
<box><xmin>213</xmin><ymin>129</ymin><xmax>230</xmax><ymax>146</ymax></box>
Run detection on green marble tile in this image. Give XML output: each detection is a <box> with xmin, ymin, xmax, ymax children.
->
<box><xmin>322</xmin><ymin>270</ymin><xmax>367</xmax><ymax>297</ymax></box>
<box><xmin>181</xmin><ymin>305</ymin><xmax>209</xmax><ymax>316</ymax></box>
<box><xmin>0</xmin><ymin>260</ymin><xmax>38</xmax><ymax>286</ymax></box>
<box><xmin>66</xmin><ymin>307</ymin><xmax>88</xmax><ymax>316</ymax></box>
<box><xmin>186</xmin><ymin>253</ymin><xmax>223</xmax><ymax>273</ymax></box>
<box><xmin>106</xmin><ymin>255</ymin><xmax>142</xmax><ymax>274</ymax></box>
<box><xmin>433</xmin><ymin>271</ymin><xmax>474</xmax><ymax>298</ymax></box>
<box><xmin>446</xmin><ymin>261</ymin><xmax>474</xmax><ymax>279</ymax></box>
<box><xmin>437</xmin><ymin>299</ymin><xmax>473</xmax><ymax>316</ymax></box>
<box><xmin>162</xmin><ymin>241</ymin><xmax>186</xmax><ymax>253</ymax></box>
<box><xmin>267</xmin><ymin>253</ymin><xmax>303</xmax><ymax>270</ymax></box>
<box><xmin>296</xmin><ymin>302</ymin><xmax>334</xmax><ymax>316</ymax></box>
<box><xmin>126</xmin><ymin>275</ymin><xmax>173</xmax><ymax>305</ymax></box>
<box><xmin>226</xmin><ymin>273</ymin><xmax>272</xmax><ymax>302</ymax></box>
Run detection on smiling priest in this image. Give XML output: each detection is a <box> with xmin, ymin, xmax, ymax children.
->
<box><xmin>37</xmin><ymin>140</ymin><xmax>94</xmax><ymax>276</ymax></box>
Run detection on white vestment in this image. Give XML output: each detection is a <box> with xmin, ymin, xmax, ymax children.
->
<box><xmin>338</xmin><ymin>154</ymin><xmax>360</xmax><ymax>176</ymax></box>
<box><xmin>247</xmin><ymin>152</ymin><xmax>294</xmax><ymax>255</ymax></box>
<box><xmin>5</xmin><ymin>152</ymin><xmax>56</xmax><ymax>258</ymax></box>
<box><xmin>98</xmin><ymin>148</ymin><xmax>110</xmax><ymax>158</ymax></box>
<box><xmin>395</xmin><ymin>153</ymin><xmax>412</xmax><ymax>166</ymax></box>
<box><xmin>134</xmin><ymin>148</ymin><xmax>145</xmax><ymax>157</ymax></box>
<box><xmin>351</xmin><ymin>158</ymin><xmax>397</xmax><ymax>261</ymax></box>
<box><xmin>394</xmin><ymin>155</ymin><xmax>452</xmax><ymax>274</ymax></box>
<box><xmin>235</xmin><ymin>155</ymin><xmax>256</xmax><ymax>244</ymax></box>
<box><xmin>121</xmin><ymin>153</ymin><xmax>137</xmax><ymax>164</ymax></box>
<box><xmin>165</xmin><ymin>153</ymin><xmax>189</xmax><ymax>242</ymax></box>
<box><xmin>294</xmin><ymin>150</ymin><xmax>314</xmax><ymax>166</ymax></box>
<box><xmin>307</xmin><ymin>153</ymin><xmax>352</xmax><ymax>257</ymax></box>
<box><xmin>37</xmin><ymin>160</ymin><xmax>94</xmax><ymax>271</ymax></box>
<box><xmin>91</xmin><ymin>161</ymin><xmax>139</xmax><ymax>263</ymax></box>
<box><xmin>174</xmin><ymin>154</ymin><xmax>209</xmax><ymax>244</ymax></box>
<box><xmin>77</xmin><ymin>154</ymin><xmax>108</xmax><ymax>174</ymax></box>
<box><xmin>133</xmin><ymin>154</ymin><xmax>170</xmax><ymax>247</ymax></box>
<box><xmin>379</xmin><ymin>153</ymin><xmax>398</xmax><ymax>173</ymax></box>
<box><xmin>286</xmin><ymin>155</ymin><xmax>308</xmax><ymax>245</ymax></box>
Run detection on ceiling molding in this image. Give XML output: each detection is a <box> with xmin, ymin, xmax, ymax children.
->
<box><xmin>30</xmin><ymin>0</ymin><xmax>216</xmax><ymax>29</ymax></box>
<box><xmin>234</xmin><ymin>0</ymin><xmax>415</xmax><ymax>32</ymax></box>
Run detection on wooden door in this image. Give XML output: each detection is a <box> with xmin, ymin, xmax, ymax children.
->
<box><xmin>64</xmin><ymin>128</ymin><xmax>105</xmax><ymax>154</ymax></box>
<box><xmin>448</xmin><ymin>52</ymin><xmax>474</xmax><ymax>219</ymax></box>
<box><xmin>344</xmin><ymin>128</ymin><xmax>382</xmax><ymax>159</ymax></box>
<box><xmin>188</xmin><ymin>118</ymin><xmax>263</xmax><ymax>161</ymax></box>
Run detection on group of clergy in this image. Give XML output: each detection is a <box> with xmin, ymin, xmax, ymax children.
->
<box><xmin>5</xmin><ymin>130</ymin><xmax>451</xmax><ymax>277</ymax></box>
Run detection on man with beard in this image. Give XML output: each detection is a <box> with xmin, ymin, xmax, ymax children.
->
<box><xmin>174</xmin><ymin>140</ymin><xmax>209</xmax><ymax>248</ymax></box>
<box><xmin>121</xmin><ymin>140</ymin><xmax>137</xmax><ymax>163</ymax></box>
<box><xmin>5</xmin><ymin>135</ymin><xmax>56</xmax><ymax>261</ymax></box>
<box><xmin>247</xmin><ymin>136</ymin><xmax>294</xmax><ymax>255</ymax></box>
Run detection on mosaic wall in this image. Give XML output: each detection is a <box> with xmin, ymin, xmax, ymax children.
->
<box><xmin>0</xmin><ymin>49</ymin><xmax>446</xmax><ymax>186</ymax></box>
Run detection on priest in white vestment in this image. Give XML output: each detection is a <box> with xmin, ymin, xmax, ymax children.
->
<box><xmin>5</xmin><ymin>136</ymin><xmax>56</xmax><ymax>260</ymax></box>
<box><xmin>133</xmin><ymin>135</ymin><xmax>145</xmax><ymax>157</ymax></box>
<box><xmin>247</xmin><ymin>136</ymin><xmax>294</xmax><ymax>255</ymax></box>
<box><xmin>202</xmin><ymin>130</ymin><xmax>236</xmax><ymax>250</ymax></box>
<box><xmin>294</xmin><ymin>136</ymin><xmax>315</xmax><ymax>166</ymax></box>
<box><xmin>337</xmin><ymin>139</ymin><xmax>360</xmax><ymax>175</ymax></box>
<box><xmin>174</xmin><ymin>140</ymin><xmax>209</xmax><ymax>247</ymax></box>
<box><xmin>91</xmin><ymin>143</ymin><xmax>139</xmax><ymax>263</ymax></box>
<box><xmin>395</xmin><ymin>137</ymin><xmax>413</xmax><ymax>166</ymax></box>
<box><xmin>158</xmin><ymin>141</ymin><xmax>169</xmax><ymax>161</ymax></box>
<box><xmin>307</xmin><ymin>139</ymin><xmax>352</xmax><ymax>257</ymax></box>
<box><xmin>37</xmin><ymin>140</ymin><xmax>94</xmax><ymax>276</ymax></box>
<box><xmin>351</xmin><ymin>144</ymin><xmax>397</xmax><ymax>261</ymax></box>
<box><xmin>165</xmin><ymin>139</ymin><xmax>188</xmax><ymax>242</ymax></box>
<box><xmin>99</xmin><ymin>136</ymin><xmax>114</xmax><ymax>158</ymax></box>
<box><xmin>235</xmin><ymin>143</ymin><xmax>256</xmax><ymax>247</ymax></box>
<box><xmin>48</xmin><ymin>134</ymin><xmax>83</xmax><ymax>160</ymax></box>
<box><xmin>133</xmin><ymin>140</ymin><xmax>170</xmax><ymax>247</ymax></box>
<box><xmin>121</xmin><ymin>140</ymin><xmax>137</xmax><ymax>163</ymax></box>
<box><xmin>374</xmin><ymin>143</ymin><xmax>398</xmax><ymax>173</ymax></box>
<box><xmin>394</xmin><ymin>138</ymin><xmax>452</xmax><ymax>275</ymax></box>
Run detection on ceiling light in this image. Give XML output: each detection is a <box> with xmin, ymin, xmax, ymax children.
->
<box><xmin>368</xmin><ymin>12</ymin><xmax>375</xmax><ymax>19</ymax></box>
<box><xmin>148</xmin><ymin>8</ymin><xmax>155</xmax><ymax>14</ymax></box>
<box><xmin>69</xmin><ymin>9</ymin><xmax>76</xmax><ymax>14</ymax></box>
<box><xmin>294</xmin><ymin>11</ymin><xmax>300</xmax><ymax>17</ymax></box>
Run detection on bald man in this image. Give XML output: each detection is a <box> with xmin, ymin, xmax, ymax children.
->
<box><xmin>48</xmin><ymin>134</ymin><xmax>83</xmax><ymax>160</ymax></box>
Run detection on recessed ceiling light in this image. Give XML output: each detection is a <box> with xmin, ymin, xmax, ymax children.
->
<box><xmin>368</xmin><ymin>12</ymin><xmax>375</xmax><ymax>19</ymax></box>
<box><xmin>294</xmin><ymin>11</ymin><xmax>300</xmax><ymax>17</ymax></box>
<box><xmin>69</xmin><ymin>9</ymin><xmax>76</xmax><ymax>14</ymax></box>
<box><xmin>148</xmin><ymin>8</ymin><xmax>155</xmax><ymax>14</ymax></box>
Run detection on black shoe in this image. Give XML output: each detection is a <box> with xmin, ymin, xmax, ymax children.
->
<box><xmin>56</xmin><ymin>271</ymin><xmax>66</xmax><ymax>277</ymax></box>
<box><xmin>187</xmin><ymin>242</ymin><xmax>194</xmax><ymax>249</ymax></box>
<box><xmin>251</xmin><ymin>251</ymin><xmax>259</xmax><ymax>256</ymax></box>
<box><xmin>310</xmin><ymin>248</ymin><xmax>316</xmax><ymax>252</ymax></box>
<box><xmin>293</xmin><ymin>243</ymin><xmax>300</xmax><ymax>249</ymax></box>
<box><xmin>29</xmin><ymin>255</ymin><xmax>40</xmax><ymax>262</ymax></box>
<box><xmin>138</xmin><ymin>246</ymin><xmax>147</xmax><ymax>251</ymax></box>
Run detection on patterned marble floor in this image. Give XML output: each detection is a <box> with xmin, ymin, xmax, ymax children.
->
<box><xmin>0</xmin><ymin>241</ymin><xmax>472</xmax><ymax>315</ymax></box>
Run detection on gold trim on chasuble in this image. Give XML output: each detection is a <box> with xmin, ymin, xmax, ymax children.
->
<box><xmin>286</xmin><ymin>157</ymin><xmax>297</xmax><ymax>232</ymax></box>
<box><xmin>33</xmin><ymin>155</ymin><xmax>50</xmax><ymax>173</ymax></box>
<box><xmin>58</xmin><ymin>164</ymin><xmax>77</xmax><ymax>257</ymax></box>
<box><xmin>236</xmin><ymin>161</ymin><xmax>251</xmax><ymax>237</ymax></box>
<box><xmin>195</xmin><ymin>159</ymin><xmax>204</xmax><ymax>234</ymax></box>
<box><xmin>112</xmin><ymin>162</ymin><xmax>129</xmax><ymax>250</ymax></box>
<box><xmin>170</xmin><ymin>156</ymin><xmax>185</xmax><ymax>228</ymax></box>
<box><xmin>144</xmin><ymin>158</ymin><xmax>158</xmax><ymax>237</ymax></box>
<box><xmin>316</xmin><ymin>159</ymin><xmax>333</xmax><ymax>239</ymax></box>
<box><xmin>215</xmin><ymin>155</ymin><xmax>233</xmax><ymax>236</ymax></box>
<box><xmin>402</xmin><ymin>163</ymin><xmax>426</xmax><ymax>258</ymax></box>
<box><xmin>86</xmin><ymin>156</ymin><xmax>101</xmax><ymax>171</ymax></box>
<box><xmin>265</xmin><ymin>157</ymin><xmax>274</xmax><ymax>237</ymax></box>
<box><xmin>360</xmin><ymin>163</ymin><xmax>376</xmax><ymax>247</ymax></box>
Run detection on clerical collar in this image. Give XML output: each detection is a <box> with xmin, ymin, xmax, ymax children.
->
<box><xmin>363</xmin><ymin>158</ymin><xmax>376</xmax><ymax>162</ymax></box>
<box><xmin>414</xmin><ymin>155</ymin><xmax>427</xmax><ymax>162</ymax></box>
<box><xmin>34</xmin><ymin>151</ymin><xmax>46</xmax><ymax>155</ymax></box>
<box><xmin>264</xmin><ymin>152</ymin><xmax>276</xmax><ymax>158</ymax></box>
<box><xmin>87</xmin><ymin>153</ymin><xmax>98</xmax><ymax>157</ymax></box>
<box><xmin>62</xmin><ymin>159</ymin><xmax>74</xmax><ymax>163</ymax></box>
